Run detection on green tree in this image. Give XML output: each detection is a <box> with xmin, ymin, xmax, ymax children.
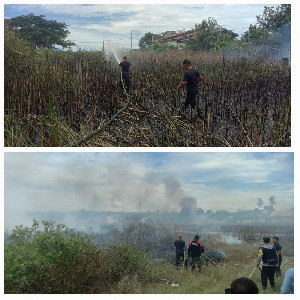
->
<box><xmin>242</xmin><ymin>4</ymin><xmax>291</xmax><ymax>47</ymax></box>
<box><xmin>138</xmin><ymin>32</ymin><xmax>154</xmax><ymax>49</ymax></box>
<box><xmin>9</xmin><ymin>13</ymin><xmax>75</xmax><ymax>48</ymax></box>
<box><xmin>187</xmin><ymin>17</ymin><xmax>238</xmax><ymax>51</ymax></box>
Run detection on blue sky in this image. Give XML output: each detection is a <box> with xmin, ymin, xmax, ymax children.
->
<box><xmin>5</xmin><ymin>152</ymin><xmax>294</xmax><ymax>229</ymax></box>
<box><xmin>4</xmin><ymin>4</ymin><xmax>280</xmax><ymax>49</ymax></box>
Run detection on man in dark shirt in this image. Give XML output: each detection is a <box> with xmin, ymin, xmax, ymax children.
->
<box><xmin>273</xmin><ymin>236</ymin><xmax>282</xmax><ymax>276</ymax></box>
<box><xmin>173</xmin><ymin>234</ymin><xmax>185</xmax><ymax>269</ymax></box>
<box><xmin>176</xmin><ymin>59</ymin><xmax>203</xmax><ymax>118</ymax></box>
<box><xmin>118</xmin><ymin>55</ymin><xmax>131</xmax><ymax>96</ymax></box>
<box><xmin>188</xmin><ymin>234</ymin><xmax>204</xmax><ymax>272</ymax></box>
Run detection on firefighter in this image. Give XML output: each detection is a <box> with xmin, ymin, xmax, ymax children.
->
<box><xmin>188</xmin><ymin>234</ymin><xmax>204</xmax><ymax>272</ymax></box>
<box><xmin>273</xmin><ymin>236</ymin><xmax>282</xmax><ymax>276</ymax></box>
<box><xmin>173</xmin><ymin>234</ymin><xmax>185</xmax><ymax>269</ymax></box>
<box><xmin>176</xmin><ymin>59</ymin><xmax>203</xmax><ymax>119</ymax></box>
<box><xmin>118</xmin><ymin>55</ymin><xmax>131</xmax><ymax>96</ymax></box>
<box><xmin>256</xmin><ymin>237</ymin><xmax>277</xmax><ymax>290</ymax></box>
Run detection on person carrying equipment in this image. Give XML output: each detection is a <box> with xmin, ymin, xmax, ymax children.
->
<box><xmin>256</xmin><ymin>237</ymin><xmax>277</xmax><ymax>290</ymax></box>
<box><xmin>173</xmin><ymin>234</ymin><xmax>185</xmax><ymax>269</ymax></box>
<box><xmin>273</xmin><ymin>236</ymin><xmax>282</xmax><ymax>276</ymax></box>
<box><xmin>188</xmin><ymin>234</ymin><xmax>204</xmax><ymax>272</ymax></box>
<box><xmin>118</xmin><ymin>55</ymin><xmax>131</xmax><ymax>96</ymax></box>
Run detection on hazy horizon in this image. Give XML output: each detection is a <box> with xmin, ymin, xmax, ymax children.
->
<box><xmin>4</xmin><ymin>152</ymin><xmax>294</xmax><ymax>230</ymax></box>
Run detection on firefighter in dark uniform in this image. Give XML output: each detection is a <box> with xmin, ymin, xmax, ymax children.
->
<box><xmin>188</xmin><ymin>234</ymin><xmax>204</xmax><ymax>272</ymax></box>
<box><xmin>273</xmin><ymin>236</ymin><xmax>282</xmax><ymax>276</ymax></box>
<box><xmin>256</xmin><ymin>237</ymin><xmax>277</xmax><ymax>290</ymax></box>
<box><xmin>118</xmin><ymin>55</ymin><xmax>131</xmax><ymax>97</ymax></box>
<box><xmin>173</xmin><ymin>234</ymin><xmax>185</xmax><ymax>269</ymax></box>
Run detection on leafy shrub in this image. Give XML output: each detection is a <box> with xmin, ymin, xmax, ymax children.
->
<box><xmin>4</xmin><ymin>220</ymin><xmax>160</xmax><ymax>294</ymax></box>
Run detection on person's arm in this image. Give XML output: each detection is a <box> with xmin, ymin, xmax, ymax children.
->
<box><xmin>256</xmin><ymin>247</ymin><xmax>263</xmax><ymax>266</ymax></box>
<box><xmin>176</xmin><ymin>81</ymin><xmax>187</xmax><ymax>91</ymax></box>
<box><xmin>188</xmin><ymin>244</ymin><xmax>191</xmax><ymax>257</ymax></box>
<box><xmin>198</xmin><ymin>75</ymin><xmax>203</xmax><ymax>83</ymax></box>
<box><xmin>118</xmin><ymin>62</ymin><xmax>122</xmax><ymax>70</ymax></box>
<box><xmin>277</xmin><ymin>245</ymin><xmax>282</xmax><ymax>256</ymax></box>
<box><xmin>201</xmin><ymin>245</ymin><xmax>204</xmax><ymax>253</ymax></box>
<box><xmin>281</xmin><ymin>269</ymin><xmax>294</xmax><ymax>294</ymax></box>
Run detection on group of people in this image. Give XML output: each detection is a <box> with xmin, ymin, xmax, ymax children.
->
<box><xmin>173</xmin><ymin>234</ymin><xmax>294</xmax><ymax>294</ymax></box>
<box><xmin>173</xmin><ymin>234</ymin><xmax>204</xmax><ymax>272</ymax></box>
<box><xmin>256</xmin><ymin>236</ymin><xmax>282</xmax><ymax>290</ymax></box>
<box><xmin>118</xmin><ymin>56</ymin><xmax>203</xmax><ymax>117</ymax></box>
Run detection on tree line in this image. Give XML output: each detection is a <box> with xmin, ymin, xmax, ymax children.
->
<box><xmin>139</xmin><ymin>4</ymin><xmax>291</xmax><ymax>52</ymax></box>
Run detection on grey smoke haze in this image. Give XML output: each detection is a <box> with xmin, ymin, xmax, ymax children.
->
<box><xmin>180</xmin><ymin>197</ymin><xmax>197</xmax><ymax>210</ymax></box>
<box><xmin>4</xmin><ymin>152</ymin><xmax>294</xmax><ymax>230</ymax></box>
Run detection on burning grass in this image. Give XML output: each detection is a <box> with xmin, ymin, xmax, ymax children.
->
<box><xmin>4</xmin><ymin>31</ymin><xmax>291</xmax><ymax>146</ymax></box>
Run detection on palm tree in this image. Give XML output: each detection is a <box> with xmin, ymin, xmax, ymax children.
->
<box><xmin>257</xmin><ymin>198</ymin><xmax>264</xmax><ymax>209</ymax></box>
<box><xmin>269</xmin><ymin>196</ymin><xmax>276</xmax><ymax>211</ymax></box>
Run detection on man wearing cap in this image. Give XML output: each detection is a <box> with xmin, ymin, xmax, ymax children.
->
<box><xmin>173</xmin><ymin>234</ymin><xmax>185</xmax><ymax>269</ymax></box>
<box><xmin>188</xmin><ymin>234</ymin><xmax>204</xmax><ymax>272</ymax></box>
<box><xmin>118</xmin><ymin>55</ymin><xmax>131</xmax><ymax>96</ymax></box>
<box><xmin>256</xmin><ymin>237</ymin><xmax>277</xmax><ymax>290</ymax></box>
<box><xmin>273</xmin><ymin>236</ymin><xmax>282</xmax><ymax>276</ymax></box>
<box><xmin>176</xmin><ymin>59</ymin><xmax>203</xmax><ymax>119</ymax></box>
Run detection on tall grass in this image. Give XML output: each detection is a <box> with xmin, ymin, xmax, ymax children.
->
<box><xmin>5</xmin><ymin>30</ymin><xmax>291</xmax><ymax>146</ymax></box>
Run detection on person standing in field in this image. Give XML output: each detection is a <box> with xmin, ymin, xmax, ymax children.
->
<box><xmin>188</xmin><ymin>234</ymin><xmax>204</xmax><ymax>272</ymax></box>
<box><xmin>173</xmin><ymin>234</ymin><xmax>186</xmax><ymax>269</ymax></box>
<box><xmin>273</xmin><ymin>236</ymin><xmax>282</xmax><ymax>276</ymax></box>
<box><xmin>256</xmin><ymin>237</ymin><xmax>277</xmax><ymax>290</ymax></box>
<box><xmin>118</xmin><ymin>55</ymin><xmax>131</xmax><ymax>96</ymax></box>
<box><xmin>176</xmin><ymin>59</ymin><xmax>203</xmax><ymax>118</ymax></box>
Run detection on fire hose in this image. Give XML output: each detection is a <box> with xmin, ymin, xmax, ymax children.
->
<box><xmin>203</xmin><ymin>254</ymin><xmax>217</xmax><ymax>266</ymax></box>
<box><xmin>281</xmin><ymin>258</ymin><xmax>289</xmax><ymax>268</ymax></box>
<box><xmin>248</xmin><ymin>264</ymin><xmax>261</xmax><ymax>279</ymax></box>
<box><xmin>248</xmin><ymin>258</ymin><xmax>289</xmax><ymax>279</ymax></box>
<box><xmin>182</xmin><ymin>251</ymin><xmax>187</xmax><ymax>270</ymax></box>
<box><xmin>120</xmin><ymin>70</ymin><xmax>130</xmax><ymax>99</ymax></box>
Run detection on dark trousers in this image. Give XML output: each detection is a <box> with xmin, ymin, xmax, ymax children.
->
<box><xmin>184</xmin><ymin>90</ymin><xmax>202</xmax><ymax>119</ymax></box>
<box><xmin>184</xmin><ymin>89</ymin><xmax>198</xmax><ymax>109</ymax></box>
<box><xmin>191</xmin><ymin>256</ymin><xmax>202</xmax><ymax>272</ymax></box>
<box><xmin>261</xmin><ymin>266</ymin><xmax>276</xmax><ymax>288</ymax></box>
<box><xmin>175</xmin><ymin>250</ymin><xmax>184</xmax><ymax>266</ymax></box>
<box><xmin>276</xmin><ymin>256</ymin><xmax>282</xmax><ymax>275</ymax></box>
<box><xmin>120</xmin><ymin>72</ymin><xmax>130</xmax><ymax>94</ymax></box>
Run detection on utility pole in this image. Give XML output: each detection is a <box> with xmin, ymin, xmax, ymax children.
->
<box><xmin>131</xmin><ymin>30</ymin><xmax>133</xmax><ymax>50</ymax></box>
<box><xmin>103</xmin><ymin>41</ymin><xmax>104</xmax><ymax>53</ymax></box>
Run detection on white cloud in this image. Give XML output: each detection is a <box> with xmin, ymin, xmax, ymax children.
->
<box><xmin>4</xmin><ymin>4</ymin><xmax>280</xmax><ymax>49</ymax></box>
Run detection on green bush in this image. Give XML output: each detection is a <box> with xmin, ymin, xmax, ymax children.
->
<box><xmin>4</xmin><ymin>220</ymin><xmax>159</xmax><ymax>294</ymax></box>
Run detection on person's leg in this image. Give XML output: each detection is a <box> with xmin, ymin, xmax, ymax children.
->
<box><xmin>175</xmin><ymin>251</ymin><xmax>181</xmax><ymax>266</ymax></box>
<box><xmin>277</xmin><ymin>256</ymin><xmax>282</xmax><ymax>276</ymax></box>
<box><xmin>269</xmin><ymin>266</ymin><xmax>276</xmax><ymax>287</ymax></box>
<box><xmin>124</xmin><ymin>73</ymin><xmax>130</xmax><ymax>93</ymax></box>
<box><xmin>191</xmin><ymin>257</ymin><xmax>196</xmax><ymax>271</ymax></box>
<box><xmin>189</xmin><ymin>90</ymin><xmax>199</xmax><ymax>120</ymax></box>
<box><xmin>261</xmin><ymin>266</ymin><xmax>268</xmax><ymax>289</ymax></box>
